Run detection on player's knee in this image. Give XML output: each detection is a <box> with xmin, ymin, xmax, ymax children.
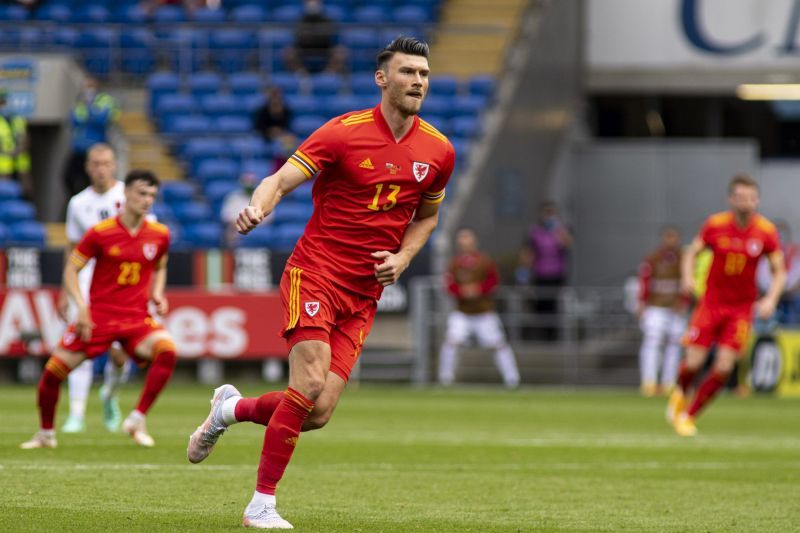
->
<box><xmin>303</xmin><ymin>409</ymin><xmax>332</xmax><ymax>431</ymax></box>
<box><xmin>152</xmin><ymin>338</ymin><xmax>177</xmax><ymax>366</ymax></box>
<box><xmin>301</xmin><ymin>376</ymin><xmax>326</xmax><ymax>400</ymax></box>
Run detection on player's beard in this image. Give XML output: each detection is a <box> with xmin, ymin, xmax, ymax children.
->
<box><xmin>391</xmin><ymin>87</ymin><xmax>423</xmax><ymax>116</ymax></box>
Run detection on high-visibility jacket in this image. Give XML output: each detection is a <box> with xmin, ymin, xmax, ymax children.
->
<box><xmin>71</xmin><ymin>92</ymin><xmax>119</xmax><ymax>152</ymax></box>
<box><xmin>0</xmin><ymin>114</ymin><xmax>28</xmax><ymax>176</ymax></box>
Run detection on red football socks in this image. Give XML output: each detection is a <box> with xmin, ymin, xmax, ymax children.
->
<box><xmin>256</xmin><ymin>387</ymin><xmax>314</xmax><ymax>496</ymax></box>
<box><xmin>677</xmin><ymin>360</ymin><xmax>698</xmax><ymax>393</ymax></box>
<box><xmin>135</xmin><ymin>340</ymin><xmax>176</xmax><ymax>415</ymax></box>
<box><xmin>38</xmin><ymin>357</ymin><xmax>70</xmax><ymax>430</ymax></box>
<box><xmin>687</xmin><ymin>370</ymin><xmax>728</xmax><ymax>417</ymax></box>
<box><xmin>234</xmin><ymin>391</ymin><xmax>285</xmax><ymax>426</ymax></box>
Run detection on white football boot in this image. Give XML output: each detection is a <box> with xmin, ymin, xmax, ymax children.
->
<box><xmin>187</xmin><ymin>384</ymin><xmax>241</xmax><ymax>464</ymax></box>
<box><xmin>242</xmin><ymin>502</ymin><xmax>293</xmax><ymax>529</ymax></box>
<box><xmin>20</xmin><ymin>430</ymin><xmax>57</xmax><ymax>449</ymax></box>
<box><xmin>122</xmin><ymin>413</ymin><xmax>155</xmax><ymax>447</ymax></box>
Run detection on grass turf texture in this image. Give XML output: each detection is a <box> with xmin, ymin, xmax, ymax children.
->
<box><xmin>2</xmin><ymin>384</ymin><xmax>799</xmax><ymax>532</ymax></box>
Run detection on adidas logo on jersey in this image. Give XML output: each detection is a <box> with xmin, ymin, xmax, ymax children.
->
<box><xmin>359</xmin><ymin>158</ymin><xmax>375</xmax><ymax>169</ymax></box>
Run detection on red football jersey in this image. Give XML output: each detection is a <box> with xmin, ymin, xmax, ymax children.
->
<box><xmin>700</xmin><ymin>211</ymin><xmax>779</xmax><ymax>306</ymax></box>
<box><xmin>70</xmin><ymin>216</ymin><xmax>170</xmax><ymax>320</ymax></box>
<box><xmin>286</xmin><ymin>105</ymin><xmax>456</xmax><ymax>298</ymax></box>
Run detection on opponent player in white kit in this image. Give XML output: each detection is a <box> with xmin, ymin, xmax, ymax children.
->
<box><xmin>57</xmin><ymin>144</ymin><xmax>131</xmax><ymax>432</ymax></box>
<box><xmin>438</xmin><ymin>228</ymin><xmax>520</xmax><ymax>387</ymax></box>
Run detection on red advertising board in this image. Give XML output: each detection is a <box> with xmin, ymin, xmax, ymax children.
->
<box><xmin>0</xmin><ymin>288</ymin><xmax>286</xmax><ymax>359</ymax></box>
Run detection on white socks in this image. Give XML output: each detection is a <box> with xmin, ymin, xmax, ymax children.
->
<box><xmin>103</xmin><ymin>358</ymin><xmax>131</xmax><ymax>396</ymax></box>
<box><xmin>246</xmin><ymin>491</ymin><xmax>276</xmax><ymax>512</ymax></box>
<box><xmin>221</xmin><ymin>396</ymin><xmax>241</xmax><ymax>426</ymax></box>
<box><xmin>67</xmin><ymin>360</ymin><xmax>93</xmax><ymax>418</ymax></box>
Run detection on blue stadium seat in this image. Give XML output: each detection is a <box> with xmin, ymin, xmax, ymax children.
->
<box><xmin>147</xmin><ymin>72</ymin><xmax>181</xmax><ymax>114</ymax></box>
<box><xmin>324</xmin><ymin>94</ymin><xmax>370</xmax><ymax>117</ymax></box>
<box><xmin>205</xmin><ymin>180</ymin><xmax>240</xmax><ymax>207</ymax></box>
<box><xmin>112</xmin><ymin>4</ymin><xmax>148</xmax><ymax>24</ymax></box>
<box><xmin>54</xmin><ymin>27</ymin><xmax>79</xmax><ymax>48</ymax></box>
<box><xmin>185</xmin><ymin>138</ymin><xmax>231</xmax><ymax>173</ymax></box>
<box><xmin>452</xmin><ymin>95</ymin><xmax>485</xmax><ymax>118</ymax></box>
<box><xmin>0</xmin><ymin>222</ymin><xmax>8</xmax><ymax>247</ymax></box>
<box><xmin>274</xmin><ymin>223</ymin><xmax>306</xmax><ymax>251</ymax></box>
<box><xmin>35</xmin><ymin>4</ymin><xmax>71</xmax><ymax>22</ymax></box>
<box><xmin>450</xmin><ymin>138</ymin><xmax>470</xmax><ymax>162</ymax></box>
<box><xmin>153</xmin><ymin>5</ymin><xmax>186</xmax><ymax>23</ymax></box>
<box><xmin>353</xmin><ymin>6</ymin><xmax>387</xmax><ymax>23</ymax></box>
<box><xmin>240</xmin><ymin>158</ymin><xmax>273</xmax><ymax>178</ymax></box>
<box><xmin>0</xmin><ymin>180</ymin><xmax>22</xmax><ymax>201</ymax></box>
<box><xmin>172</xmin><ymin>201</ymin><xmax>213</xmax><ymax>224</ymax></box>
<box><xmin>181</xmin><ymin>222</ymin><xmax>223</xmax><ymax>249</ymax></box>
<box><xmin>392</xmin><ymin>6</ymin><xmax>429</xmax><ymax>24</ymax></box>
<box><xmin>258</xmin><ymin>28</ymin><xmax>294</xmax><ymax>49</ymax></box>
<box><xmin>292</xmin><ymin>182</ymin><xmax>313</xmax><ymax>202</ymax></box>
<box><xmin>161</xmin><ymin>181</ymin><xmax>195</xmax><ymax>204</ymax></box>
<box><xmin>232</xmin><ymin>5</ymin><xmax>268</xmax><ymax>22</ymax></box>
<box><xmin>323</xmin><ymin>5</ymin><xmax>348</xmax><ymax>22</ymax></box>
<box><xmin>151</xmin><ymin>203</ymin><xmax>175</xmax><ymax>223</ymax></box>
<box><xmin>192</xmin><ymin>7</ymin><xmax>226</xmax><ymax>23</ymax></box>
<box><xmin>201</xmin><ymin>94</ymin><xmax>242</xmax><ymax>118</ymax></box>
<box><xmin>422</xmin><ymin>115</ymin><xmax>450</xmax><ymax>136</ymax></box>
<box><xmin>196</xmin><ymin>159</ymin><xmax>239</xmax><ymax>183</ymax></box>
<box><xmin>272</xmin><ymin>4</ymin><xmax>303</xmax><ymax>23</ymax></box>
<box><xmin>0</xmin><ymin>200</ymin><xmax>36</xmax><ymax>224</ymax></box>
<box><xmin>243</xmin><ymin>94</ymin><xmax>266</xmax><ymax>113</ymax></box>
<box><xmin>273</xmin><ymin>202</ymin><xmax>313</xmax><ymax>225</ymax></box>
<box><xmin>310</xmin><ymin>73</ymin><xmax>343</xmax><ymax>96</ymax></box>
<box><xmin>210</xmin><ymin>29</ymin><xmax>258</xmax><ymax>73</ymax></box>
<box><xmin>72</xmin><ymin>5</ymin><xmax>111</xmax><ymax>23</ymax></box>
<box><xmin>284</xmin><ymin>95</ymin><xmax>321</xmax><ymax>116</ymax></box>
<box><xmin>7</xmin><ymin>221</ymin><xmax>45</xmax><ymax>249</ymax></box>
<box><xmin>290</xmin><ymin>115</ymin><xmax>327</xmax><ymax>138</ymax></box>
<box><xmin>239</xmin><ymin>224</ymin><xmax>277</xmax><ymax>248</ymax></box>
<box><xmin>229</xmin><ymin>72</ymin><xmax>264</xmax><ymax>96</ymax></box>
<box><xmin>121</xmin><ymin>29</ymin><xmax>155</xmax><ymax>75</ymax></box>
<box><xmin>351</xmin><ymin>73</ymin><xmax>377</xmax><ymax>96</ymax></box>
<box><xmin>421</xmin><ymin>96</ymin><xmax>450</xmax><ymax>118</ymax></box>
<box><xmin>268</xmin><ymin>72</ymin><xmax>301</xmax><ymax>96</ymax></box>
<box><xmin>452</xmin><ymin>116</ymin><xmax>481</xmax><ymax>138</ymax></box>
<box><xmin>340</xmin><ymin>28</ymin><xmax>380</xmax><ymax>51</ymax></box>
<box><xmin>163</xmin><ymin>114</ymin><xmax>210</xmax><ymax>136</ymax></box>
<box><xmin>468</xmin><ymin>75</ymin><xmax>496</xmax><ymax>99</ymax></box>
<box><xmin>215</xmin><ymin>115</ymin><xmax>252</xmax><ymax>134</ymax></box>
<box><xmin>430</xmin><ymin>75</ymin><xmax>459</xmax><ymax>98</ymax></box>
<box><xmin>0</xmin><ymin>4</ymin><xmax>29</xmax><ymax>21</ymax></box>
<box><xmin>229</xmin><ymin>137</ymin><xmax>272</xmax><ymax>161</ymax></box>
<box><xmin>188</xmin><ymin>71</ymin><xmax>223</xmax><ymax>98</ymax></box>
<box><xmin>155</xmin><ymin>93</ymin><xmax>197</xmax><ymax>118</ymax></box>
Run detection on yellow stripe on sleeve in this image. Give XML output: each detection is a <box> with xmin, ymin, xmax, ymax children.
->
<box><xmin>295</xmin><ymin>151</ymin><xmax>319</xmax><ymax>173</ymax></box>
<box><xmin>421</xmin><ymin>190</ymin><xmax>446</xmax><ymax>204</ymax></box>
<box><xmin>288</xmin><ymin>157</ymin><xmax>314</xmax><ymax>179</ymax></box>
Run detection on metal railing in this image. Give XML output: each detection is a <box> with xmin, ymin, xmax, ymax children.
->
<box><xmin>410</xmin><ymin>276</ymin><xmax>642</xmax><ymax>385</ymax></box>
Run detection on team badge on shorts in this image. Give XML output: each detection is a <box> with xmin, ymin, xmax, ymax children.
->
<box><xmin>305</xmin><ymin>301</ymin><xmax>320</xmax><ymax>317</ymax></box>
<box><xmin>143</xmin><ymin>243</ymin><xmax>158</xmax><ymax>261</ymax></box>
<box><xmin>413</xmin><ymin>161</ymin><xmax>430</xmax><ymax>182</ymax></box>
<box><xmin>746</xmin><ymin>239</ymin><xmax>763</xmax><ymax>257</ymax></box>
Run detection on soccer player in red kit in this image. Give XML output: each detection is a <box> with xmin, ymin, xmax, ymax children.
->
<box><xmin>668</xmin><ymin>175</ymin><xmax>785</xmax><ymax>437</ymax></box>
<box><xmin>21</xmin><ymin>170</ymin><xmax>177</xmax><ymax>449</ymax></box>
<box><xmin>186</xmin><ymin>37</ymin><xmax>454</xmax><ymax>529</ymax></box>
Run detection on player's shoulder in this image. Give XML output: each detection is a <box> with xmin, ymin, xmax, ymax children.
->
<box><xmin>705</xmin><ymin>211</ymin><xmax>733</xmax><ymax>228</ymax></box>
<box><xmin>145</xmin><ymin>219</ymin><xmax>170</xmax><ymax>236</ymax></box>
<box><xmin>68</xmin><ymin>186</ymin><xmax>95</xmax><ymax>207</ymax></box>
<box><xmin>753</xmin><ymin>213</ymin><xmax>777</xmax><ymax>235</ymax></box>
<box><xmin>336</xmin><ymin>108</ymin><xmax>376</xmax><ymax>129</ymax></box>
<box><xmin>417</xmin><ymin>116</ymin><xmax>452</xmax><ymax>147</ymax></box>
<box><xmin>91</xmin><ymin>217</ymin><xmax>118</xmax><ymax>234</ymax></box>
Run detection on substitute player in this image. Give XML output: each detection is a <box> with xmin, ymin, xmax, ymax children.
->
<box><xmin>438</xmin><ymin>228</ymin><xmax>519</xmax><ymax>388</ymax></box>
<box><xmin>636</xmin><ymin>226</ymin><xmax>688</xmax><ymax>396</ymax></box>
<box><xmin>21</xmin><ymin>170</ymin><xmax>176</xmax><ymax>449</ymax></box>
<box><xmin>186</xmin><ymin>37</ymin><xmax>454</xmax><ymax>529</ymax></box>
<box><xmin>58</xmin><ymin>143</ymin><xmax>132</xmax><ymax>434</ymax></box>
<box><xmin>668</xmin><ymin>175</ymin><xmax>785</xmax><ymax>437</ymax></box>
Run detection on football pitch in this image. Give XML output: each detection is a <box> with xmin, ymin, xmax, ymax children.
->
<box><xmin>2</xmin><ymin>383</ymin><xmax>799</xmax><ymax>532</ymax></box>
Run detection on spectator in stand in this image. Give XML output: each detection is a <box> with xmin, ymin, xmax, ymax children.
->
<box><xmin>636</xmin><ymin>226</ymin><xmax>688</xmax><ymax>396</ymax></box>
<box><xmin>517</xmin><ymin>201</ymin><xmax>572</xmax><ymax>340</ymax></box>
<box><xmin>221</xmin><ymin>171</ymin><xmax>273</xmax><ymax>247</ymax></box>
<box><xmin>141</xmin><ymin>0</ymin><xmax>217</xmax><ymax>17</ymax></box>
<box><xmin>283</xmin><ymin>0</ymin><xmax>347</xmax><ymax>75</ymax></box>
<box><xmin>438</xmin><ymin>228</ymin><xmax>520</xmax><ymax>388</ymax></box>
<box><xmin>63</xmin><ymin>78</ymin><xmax>119</xmax><ymax>199</ymax></box>
<box><xmin>0</xmin><ymin>87</ymin><xmax>32</xmax><ymax>198</ymax></box>
<box><xmin>253</xmin><ymin>86</ymin><xmax>297</xmax><ymax>172</ymax></box>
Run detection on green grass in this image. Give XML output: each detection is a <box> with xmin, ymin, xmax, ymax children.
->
<box><xmin>2</xmin><ymin>383</ymin><xmax>799</xmax><ymax>532</ymax></box>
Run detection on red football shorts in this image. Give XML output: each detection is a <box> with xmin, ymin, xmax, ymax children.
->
<box><xmin>684</xmin><ymin>298</ymin><xmax>753</xmax><ymax>353</ymax></box>
<box><xmin>279</xmin><ymin>265</ymin><xmax>377</xmax><ymax>381</ymax></box>
<box><xmin>60</xmin><ymin>315</ymin><xmax>163</xmax><ymax>365</ymax></box>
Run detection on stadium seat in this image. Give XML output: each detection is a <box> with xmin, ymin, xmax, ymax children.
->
<box><xmin>155</xmin><ymin>93</ymin><xmax>197</xmax><ymax>119</ymax></box>
<box><xmin>188</xmin><ymin>72</ymin><xmax>223</xmax><ymax>98</ymax></box>
<box><xmin>310</xmin><ymin>73</ymin><xmax>343</xmax><ymax>96</ymax></box>
<box><xmin>147</xmin><ymin>72</ymin><xmax>181</xmax><ymax>114</ymax></box>
<box><xmin>0</xmin><ymin>4</ymin><xmax>29</xmax><ymax>21</ymax></box>
<box><xmin>72</xmin><ymin>5</ymin><xmax>111</xmax><ymax>23</ymax></box>
<box><xmin>351</xmin><ymin>73</ymin><xmax>377</xmax><ymax>96</ymax></box>
<box><xmin>239</xmin><ymin>224</ymin><xmax>277</xmax><ymax>248</ymax></box>
<box><xmin>192</xmin><ymin>7</ymin><xmax>226</xmax><ymax>23</ymax></box>
<box><xmin>153</xmin><ymin>5</ymin><xmax>186</xmax><ymax>23</ymax></box>
<box><xmin>7</xmin><ymin>220</ymin><xmax>45</xmax><ymax>248</ymax></box>
<box><xmin>215</xmin><ymin>115</ymin><xmax>252</xmax><ymax>134</ymax></box>
<box><xmin>240</xmin><ymin>158</ymin><xmax>272</xmax><ymax>178</ymax></box>
<box><xmin>452</xmin><ymin>116</ymin><xmax>481</xmax><ymax>138</ymax></box>
<box><xmin>353</xmin><ymin>6</ymin><xmax>387</xmax><ymax>24</ymax></box>
<box><xmin>160</xmin><ymin>181</ymin><xmax>195</xmax><ymax>204</ymax></box>
<box><xmin>274</xmin><ymin>223</ymin><xmax>305</xmax><ymax>251</ymax></box>
<box><xmin>111</xmin><ymin>4</ymin><xmax>148</xmax><ymax>24</ymax></box>
<box><xmin>229</xmin><ymin>137</ymin><xmax>272</xmax><ymax>161</ymax></box>
<box><xmin>323</xmin><ymin>5</ymin><xmax>348</xmax><ymax>22</ymax></box>
<box><xmin>392</xmin><ymin>6</ymin><xmax>429</xmax><ymax>24</ymax></box>
<box><xmin>324</xmin><ymin>94</ymin><xmax>370</xmax><ymax>117</ymax></box>
<box><xmin>210</xmin><ymin>29</ymin><xmax>258</xmax><ymax>73</ymax></box>
<box><xmin>421</xmin><ymin>96</ymin><xmax>450</xmax><ymax>118</ymax></box>
<box><xmin>284</xmin><ymin>94</ymin><xmax>322</xmax><ymax>116</ymax></box>
<box><xmin>231</xmin><ymin>5</ymin><xmax>268</xmax><ymax>23</ymax></box>
<box><xmin>0</xmin><ymin>200</ymin><xmax>36</xmax><ymax>224</ymax></box>
<box><xmin>292</xmin><ymin>182</ymin><xmax>314</xmax><ymax>202</ymax></box>
<box><xmin>151</xmin><ymin>203</ymin><xmax>175</xmax><ymax>223</ymax></box>
<box><xmin>201</xmin><ymin>94</ymin><xmax>242</xmax><ymax>118</ymax></box>
<box><xmin>121</xmin><ymin>30</ymin><xmax>155</xmax><ymax>75</ymax></box>
<box><xmin>430</xmin><ymin>75</ymin><xmax>459</xmax><ymax>98</ymax></box>
<box><xmin>258</xmin><ymin>28</ymin><xmax>294</xmax><ymax>49</ymax></box>
<box><xmin>0</xmin><ymin>222</ymin><xmax>8</xmax><ymax>247</ymax></box>
<box><xmin>185</xmin><ymin>138</ymin><xmax>231</xmax><ymax>174</ymax></box>
<box><xmin>229</xmin><ymin>72</ymin><xmax>264</xmax><ymax>96</ymax></box>
<box><xmin>468</xmin><ymin>75</ymin><xmax>496</xmax><ymax>99</ymax></box>
<box><xmin>290</xmin><ymin>115</ymin><xmax>327</xmax><ymax>138</ymax></box>
<box><xmin>340</xmin><ymin>28</ymin><xmax>380</xmax><ymax>51</ymax></box>
<box><xmin>35</xmin><ymin>4</ymin><xmax>71</xmax><ymax>22</ymax></box>
<box><xmin>204</xmin><ymin>180</ymin><xmax>240</xmax><ymax>208</ymax></box>
<box><xmin>172</xmin><ymin>202</ymin><xmax>213</xmax><ymax>224</ymax></box>
<box><xmin>164</xmin><ymin>114</ymin><xmax>213</xmax><ymax>135</ymax></box>
<box><xmin>422</xmin><ymin>115</ymin><xmax>450</xmax><ymax>136</ymax></box>
<box><xmin>268</xmin><ymin>72</ymin><xmax>302</xmax><ymax>96</ymax></box>
<box><xmin>181</xmin><ymin>222</ymin><xmax>222</xmax><ymax>249</ymax></box>
<box><xmin>196</xmin><ymin>159</ymin><xmax>239</xmax><ymax>183</ymax></box>
<box><xmin>272</xmin><ymin>5</ymin><xmax>304</xmax><ymax>23</ymax></box>
<box><xmin>452</xmin><ymin>95</ymin><xmax>485</xmax><ymax>118</ymax></box>
<box><xmin>0</xmin><ymin>180</ymin><xmax>22</xmax><ymax>201</ymax></box>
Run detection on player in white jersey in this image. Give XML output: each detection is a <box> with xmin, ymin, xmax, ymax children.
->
<box><xmin>57</xmin><ymin>144</ymin><xmax>131</xmax><ymax>433</ymax></box>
